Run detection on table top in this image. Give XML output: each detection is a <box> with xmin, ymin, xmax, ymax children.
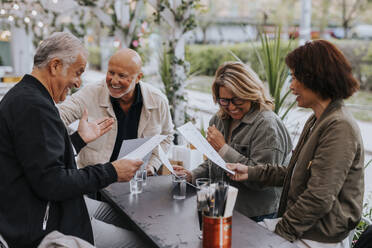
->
<box><xmin>102</xmin><ymin>175</ymin><xmax>297</xmax><ymax>248</ymax></box>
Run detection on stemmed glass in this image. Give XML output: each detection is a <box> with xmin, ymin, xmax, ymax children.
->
<box><xmin>196</xmin><ymin>178</ymin><xmax>211</xmax><ymax>239</ymax></box>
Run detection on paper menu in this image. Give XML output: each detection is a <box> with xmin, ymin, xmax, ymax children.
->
<box><xmin>223</xmin><ymin>185</ymin><xmax>238</xmax><ymax>217</ymax></box>
<box><xmin>177</xmin><ymin>122</ymin><xmax>234</xmax><ymax>174</ymax></box>
<box><xmin>118</xmin><ymin>135</ymin><xmax>166</xmax><ymax>169</ymax></box>
<box><xmin>157</xmin><ymin>146</ymin><xmax>175</xmax><ymax>174</ymax></box>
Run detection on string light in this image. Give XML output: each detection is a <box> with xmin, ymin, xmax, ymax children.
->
<box><xmin>31</xmin><ymin>10</ymin><xmax>37</xmax><ymax>16</ymax></box>
<box><xmin>0</xmin><ymin>9</ymin><xmax>5</xmax><ymax>15</ymax></box>
<box><xmin>37</xmin><ymin>21</ymin><xmax>44</xmax><ymax>28</ymax></box>
<box><xmin>13</xmin><ymin>4</ymin><xmax>19</xmax><ymax>10</ymax></box>
<box><xmin>24</xmin><ymin>17</ymin><xmax>30</xmax><ymax>23</ymax></box>
<box><xmin>52</xmin><ymin>0</ymin><xmax>58</xmax><ymax>3</ymax></box>
<box><xmin>8</xmin><ymin>16</ymin><xmax>14</xmax><ymax>22</ymax></box>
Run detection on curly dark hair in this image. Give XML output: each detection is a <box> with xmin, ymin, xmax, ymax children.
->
<box><xmin>285</xmin><ymin>40</ymin><xmax>359</xmax><ymax>100</ymax></box>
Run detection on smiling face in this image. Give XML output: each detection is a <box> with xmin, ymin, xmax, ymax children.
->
<box><xmin>290</xmin><ymin>70</ymin><xmax>321</xmax><ymax>109</ymax></box>
<box><xmin>106</xmin><ymin>49</ymin><xmax>142</xmax><ymax>101</ymax></box>
<box><xmin>219</xmin><ymin>86</ymin><xmax>251</xmax><ymax>120</ymax></box>
<box><xmin>52</xmin><ymin>54</ymin><xmax>86</xmax><ymax>103</ymax></box>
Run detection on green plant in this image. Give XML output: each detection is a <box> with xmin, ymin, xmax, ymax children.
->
<box><xmin>352</xmin><ymin>158</ymin><xmax>372</xmax><ymax>246</ymax></box>
<box><xmin>158</xmin><ymin>44</ymin><xmax>174</xmax><ymax>118</ymax></box>
<box><xmin>87</xmin><ymin>46</ymin><xmax>101</xmax><ymax>70</ymax></box>
<box><xmin>255</xmin><ymin>28</ymin><xmax>296</xmax><ymax>120</ymax></box>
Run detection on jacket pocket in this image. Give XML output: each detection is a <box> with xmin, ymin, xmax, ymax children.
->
<box><xmin>233</xmin><ymin>144</ymin><xmax>250</xmax><ymax>156</ymax></box>
<box><xmin>42</xmin><ymin>201</ymin><xmax>50</xmax><ymax>231</ymax></box>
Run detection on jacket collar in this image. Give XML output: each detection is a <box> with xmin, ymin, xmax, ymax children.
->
<box><xmin>98</xmin><ymin>81</ymin><xmax>159</xmax><ymax>110</ymax></box>
<box><xmin>240</xmin><ymin>104</ymin><xmax>261</xmax><ymax>125</ymax></box>
<box><xmin>310</xmin><ymin>99</ymin><xmax>343</xmax><ymax>127</ymax></box>
<box><xmin>221</xmin><ymin>104</ymin><xmax>260</xmax><ymax>136</ymax></box>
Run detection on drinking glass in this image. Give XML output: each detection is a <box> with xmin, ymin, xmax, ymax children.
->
<box><xmin>196</xmin><ymin>178</ymin><xmax>211</xmax><ymax>239</ymax></box>
<box><xmin>172</xmin><ymin>174</ymin><xmax>186</xmax><ymax>200</ymax></box>
<box><xmin>130</xmin><ymin>170</ymin><xmax>143</xmax><ymax>194</ymax></box>
<box><xmin>141</xmin><ymin>169</ymin><xmax>147</xmax><ymax>186</ymax></box>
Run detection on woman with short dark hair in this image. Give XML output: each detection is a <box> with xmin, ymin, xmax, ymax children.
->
<box><xmin>228</xmin><ymin>40</ymin><xmax>364</xmax><ymax>248</ymax></box>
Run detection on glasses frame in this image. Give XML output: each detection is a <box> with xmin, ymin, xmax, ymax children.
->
<box><xmin>216</xmin><ymin>97</ymin><xmax>246</xmax><ymax>107</ymax></box>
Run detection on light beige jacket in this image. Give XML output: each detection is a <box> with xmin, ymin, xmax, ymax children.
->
<box><xmin>58</xmin><ymin>81</ymin><xmax>174</xmax><ymax>170</ymax></box>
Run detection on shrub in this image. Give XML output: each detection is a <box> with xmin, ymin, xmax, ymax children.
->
<box><xmin>186</xmin><ymin>40</ymin><xmax>372</xmax><ymax>91</ymax></box>
<box><xmin>87</xmin><ymin>46</ymin><xmax>101</xmax><ymax>70</ymax></box>
<box><xmin>186</xmin><ymin>41</ymin><xmax>295</xmax><ymax>80</ymax></box>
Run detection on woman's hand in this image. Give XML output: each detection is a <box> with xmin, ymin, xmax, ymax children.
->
<box><xmin>78</xmin><ymin>109</ymin><xmax>114</xmax><ymax>144</ymax></box>
<box><xmin>173</xmin><ymin>165</ymin><xmax>192</xmax><ymax>182</ymax></box>
<box><xmin>227</xmin><ymin>163</ymin><xmax>249</xmax><ymax>181</ymax></box>
<box><xmin>206</xmin><ymin>125</ymin><xmax>226</xmax><ymax>152</ymax></box>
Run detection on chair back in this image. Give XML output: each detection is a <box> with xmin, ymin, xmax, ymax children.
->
<box><xmin>0</xmin><ymin>234</ymin><xmax>9</xmax><ymax>248</ymax></box>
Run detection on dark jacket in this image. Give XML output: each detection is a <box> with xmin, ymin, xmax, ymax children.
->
<box><xmin>0</xmin><ymin>75</ymin><xmax>117</xmax><ymax>248</ymax></box>
<box><xmin>192</xmin><ymin>106</ymin><xmax>292</xmax><ymax>217</ymax></box>
<box><xmin>247</xmin><ymin>100</ymin><xmax>364</xmax><ymax>242</ymax></box>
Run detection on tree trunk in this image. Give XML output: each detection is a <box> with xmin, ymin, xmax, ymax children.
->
<box><xmin>10</xmin><ymin>26</ymin><xmax>34</xmax><ymax>76</ymax></box>
<box><xmin>171</xmin><ymin>36</ymin><xmax>187</xmax><ymax>144</ymax></box>
<box><xmin>342</xmin><ymin>0</ymin><xmax>348</xmax><ymax>38</ymax></box>
<box><xmin>319</xmin><ymin>0</ymin><xmax>330</xmax><ymax>38</ymax></box>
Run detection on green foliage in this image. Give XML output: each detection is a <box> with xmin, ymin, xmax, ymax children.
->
<box><xmin>159</xmin><ymin>44</ymin><xmax>174</xmax><ymax>118</ymax></box>
<box><xmin>199</xmin><ymin>120</ymin><xmax>206</xmax><ymax>138</ymax></box>
<box><xmin>366</xmin><ymin>159</ymin><xmax>372</xmax><ymax>169</ymax></box>
<box><xmin>352</xmin><ymin>159</ymin><xmax>372</xmax><ymax>245</ymax></box>
<box><xmin>186</xmin><ymin>43</ymin><xmax>261</xmax><ymax>76</ymax></box>
<box><xmin>332</xmin><ymin>40</ymin><xmax>372</xmax><ymax>91</ymax></box>
<box><xmin>87</xmin><ymin>46</ymin><xmax>101</xmax><ymax>70</ymax></box>
<box><xmin>153</xmin><ymin>0</ymin><xmax>200</xmax><ymax>33</ymax></box>
<box><xmin>255</xmin><ymin>28</ymin><xmax>296</xmax><ymax>119</ymax></box>
<box><xmin>353</xmin><ymin>203</ymin><xmax>372</xmax><ymax>245</ymax></box>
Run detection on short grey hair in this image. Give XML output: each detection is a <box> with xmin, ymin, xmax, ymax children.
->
<box><xmin>33</xmin><ymin>32</ymin><xmax>88</xmax><ymax>70</ymax></box>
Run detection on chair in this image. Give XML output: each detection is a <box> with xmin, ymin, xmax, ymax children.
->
<box><xmin>349</xmin><ymin>216</ymin><xmax>372</xmax><ymax>248</ymax></box>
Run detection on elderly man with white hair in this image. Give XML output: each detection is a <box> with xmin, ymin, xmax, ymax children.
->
<box><xmin>0</xmin><ymin>32</ymin><xmax>147</xmax><ymax>248</ymax></box>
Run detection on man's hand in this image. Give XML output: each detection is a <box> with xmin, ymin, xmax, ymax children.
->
<box><xmin>77</xmin><ymin>109</ymin><xmax>114</xmax><ymax>144</ymax></box>
<box><xmin>173</xmin><ymin>165</ymin><xmax>192</xmax><ymax>182</ymax></box>
<box><xmin>112</xmin><ymin>158</ymin><xmax>143</xmax><ymax>182</ymax></box>
<box><xmin>227</xmin><ymin>163</ymin><xmax>249</xmax><ymax>181</ymax></box>
<box><xmin>146</xmin><ymin>164</ymin><xmax>155</xmax><ymax>176</ymax></box>
<box><xmin>206</xmin><ymin>125</ymin><xmax>226</xmax><ymax>152</ymax></box>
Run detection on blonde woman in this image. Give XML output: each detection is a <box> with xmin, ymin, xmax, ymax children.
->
<box><xmin>175</xmin><ymin>61</ymin><xmax>292</xmax><ymax>221</ymax></box>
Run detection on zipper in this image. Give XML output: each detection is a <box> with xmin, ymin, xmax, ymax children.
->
<box><xmin>42</xmin><ymin>201</ymin><xmax>50</xmax><ymax>231</ymax></box>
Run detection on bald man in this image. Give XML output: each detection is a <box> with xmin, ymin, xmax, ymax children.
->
<box><xmin>58</xmin><ymin>48</ymin><xmax>174</xmax><ymax>175</ymax></box>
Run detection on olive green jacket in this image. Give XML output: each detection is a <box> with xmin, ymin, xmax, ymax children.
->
<box><xmin>192</xmin><ymin>106</ymin><xmax>292</xmax><ymax>217</ymax></box>
<box><xmin>247</xmin><ymin>100</ymin><xmax>364</xmax><ymax>242</ymax></box>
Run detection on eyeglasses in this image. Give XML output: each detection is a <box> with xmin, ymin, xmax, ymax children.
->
<box><xmin>217</xmin><ymin>97</ymin><xmax>245</xmax><ymax>106</ymax></box>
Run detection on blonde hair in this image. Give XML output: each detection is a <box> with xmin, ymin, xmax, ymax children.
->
<box><xmin>212</xmin><ymin>61</ymin><xmax>274</xmax><ymax>119</ymax></box>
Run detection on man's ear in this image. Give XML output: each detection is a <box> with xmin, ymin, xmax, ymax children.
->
<box><xmin>48</xmin><ymin>58</ymin><xmax>63</xmax><ymax>76</ymax></box>
<box><xmin>136</xmin><ymin>72</ymin><xmax>143</xmax><ymax>82</ymax></box>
